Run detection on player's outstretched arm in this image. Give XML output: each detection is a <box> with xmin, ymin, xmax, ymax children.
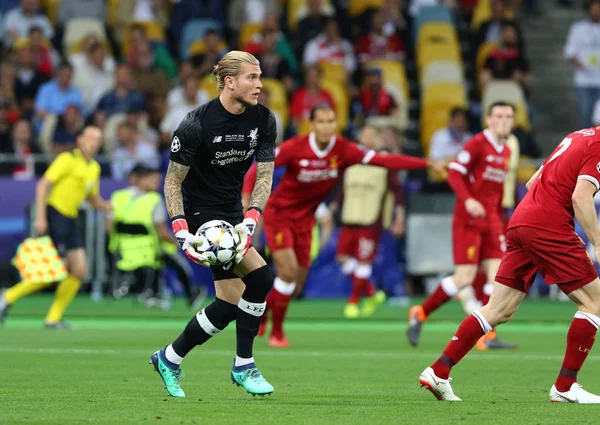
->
<box><xmin>248</xmin><ymin>161</ymin><xmax>274</xmax><ymax>212</ymax></box>
<box><xmin>164</xmin><ymin>160</ymin><xmax>190</xmax><ymax>219</ymax></box>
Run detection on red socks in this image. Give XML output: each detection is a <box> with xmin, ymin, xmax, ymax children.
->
<box><xmin>555</xmin><ymin>312</ymin><xmax>599</xmax><ymax>392</ymax></box>
<box><xmin>266</xmin><ymin>288</ymin><xmax>291</xmax><ymax>338</ymax></box>
<box><xmin>422</xmin><ymin>277</ymin><xmax>457</xmax><ymax>316</ymax></box>
<box><xmin>432</xmin><ymin>312</ymin><xmax>491</xmax><ymax>379</ymax></box>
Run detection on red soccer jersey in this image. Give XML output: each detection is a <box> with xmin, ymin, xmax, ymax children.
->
<box><xmin>448</xmin><ymin>130</ymin><xmax>511</xmax><ymax>228</ymax></box>
<box><xmin>243</xmin><ymin>133</ymin><xmax>428</xmax><ymax>223</ymax></box>
<box><xmin>510</xmin><ymin>127</ymin><xmax>600</xmax><ymax>235</ymax></box>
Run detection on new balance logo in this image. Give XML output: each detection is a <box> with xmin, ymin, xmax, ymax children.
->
<box><xmin>212</xmin><ymin>136</ymin><xmax>222</xmax><ymax>143</ymax></box>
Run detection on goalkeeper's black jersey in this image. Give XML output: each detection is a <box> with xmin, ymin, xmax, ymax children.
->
<box><xmin>169</xmin><ymin>97</ymin><xmax>277</xmax><ymax>214</ymax></box>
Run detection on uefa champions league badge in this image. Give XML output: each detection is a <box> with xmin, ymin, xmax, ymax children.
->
<box><xmin>171</xmin><ymin>136</ymin><xmax>181</xmax><ymax>152</ymax></box>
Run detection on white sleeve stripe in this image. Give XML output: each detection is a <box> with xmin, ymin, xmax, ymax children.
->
<box><xmin>577</xmin><ymin>175</ymin><xmax>600</xmax><ymax>191</ymax></box>
<box><xmin>448</xmin><ymin>162</ymin><xmax>468</xmax><ymax>175</ymax></box>
<box><xmin>362</xmin><ymin>150</ymin><xmax>376</xmax><ymax>164</ymax></box>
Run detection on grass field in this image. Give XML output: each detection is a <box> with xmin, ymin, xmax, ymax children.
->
<box><xmin>1</xmin><ymin>295</ymin><xmax>599</xmax><ymax>424</ymax></box>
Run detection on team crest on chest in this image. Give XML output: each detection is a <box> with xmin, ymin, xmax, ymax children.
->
<box><xmin>171</xmin><ymin>136</ymin><xmax>181</xmax><ymax>152</ymax></box>
<box><xmin>249</xmin><ymin>127</ymin><xmax>259</xmax><ymax>147</ymax></box>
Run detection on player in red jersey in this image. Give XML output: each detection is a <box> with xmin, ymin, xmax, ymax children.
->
<box><xmin>418</xmin><ymin>126</ymin><xmax>600</xmax><ymax>403</ymax></box>
<box><xmin>406</xmin><ymin>102</ymin><xmax>518</xmax><ymax>350</ymax></box>
<box><xmin>243</xmin><ymin>104</ymin><xmax>447</xmax><ymax>347</ymax></box>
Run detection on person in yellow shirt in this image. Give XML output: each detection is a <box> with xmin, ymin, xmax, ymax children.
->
<box><xmin>0</xmin><ymin>125</ymin><xmax>111</xmax><ymax>329</ymax></box>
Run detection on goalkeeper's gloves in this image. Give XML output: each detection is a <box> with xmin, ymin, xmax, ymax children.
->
<box><xmin>234</xmin><ymin>208</ymin><xmax>261</xmax><ymax>263</ymax></box>
<box><xmin>172</xmin><ymin>217</ymin><xmax>211</xmax><ymax>266</ymax></box>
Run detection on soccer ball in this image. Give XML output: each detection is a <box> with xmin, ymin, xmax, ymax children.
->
<box><xmin>195</xmin><ymin>220</ymin><xmax>240</xmax><ymax>266</ymax></box>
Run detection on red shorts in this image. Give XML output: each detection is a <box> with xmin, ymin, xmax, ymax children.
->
<box><xmin>263</xmin><ymin>217</ymin><xmax>313</xmax><ymax>269</ymax></box>
<box><xmin>336</xmin><ymin>226</ymin><xmax>382</xmax><ymax>263</ymax></box>
<box><xmin>496</xmin><ymin>226</ymin><xmax>598</xmax><ymax>294</ymax></box>
<box><xmin>453</xmin><ymin>221</ymin><xmax>505</xmax><ymax>265</ymax></box>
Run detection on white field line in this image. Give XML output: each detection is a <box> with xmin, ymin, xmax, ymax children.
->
<box><xmin>0</xmin><ymin>347</ymin><xmax>598</xmax><ymax>362</ymax></box>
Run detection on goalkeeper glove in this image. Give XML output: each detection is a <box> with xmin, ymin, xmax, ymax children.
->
<box><xmin>172</xmin><ymin>217</ymin><xmax>211</xmax><ymax>266</ymax></box>
<box><xmin>234</xmin><ymin>208</ymin><xmax>261</xmax><ymax>263</ymax></box>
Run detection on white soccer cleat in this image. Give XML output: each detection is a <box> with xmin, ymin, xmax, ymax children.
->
<box><xmin>419</xmin><ymin>367</ymin><xmax>461</xmax><ymax>401</ymax></box>
<box><xmin>549</xmin><ymin>383</ymin><xmax>600</xmax><ymax>404</ymax></box>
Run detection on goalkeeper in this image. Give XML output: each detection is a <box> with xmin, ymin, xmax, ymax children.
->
<box><xmin>0</xmin><ymin>126</ymin><xmax>111</xmax><ymax>328</ymax></box>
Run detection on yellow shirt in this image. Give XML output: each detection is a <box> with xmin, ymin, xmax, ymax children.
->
<box><xmin>45</xmin><ymin>149</ymin><xmax>101</xmax><ymax>218</ymax></box>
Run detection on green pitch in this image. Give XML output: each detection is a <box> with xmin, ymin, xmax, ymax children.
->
<box><xmin>1</xmin><ymin>296</ymin><xmax>599</xmax><ymax>425</ymax></box>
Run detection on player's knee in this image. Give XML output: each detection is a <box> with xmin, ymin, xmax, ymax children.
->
<box><xmin>69</xmin><ymin>262</ymin><xmax>87</xmax><ymax>281</ymax></box>
<box><xmin>354</xmin><ymin>263</ymin><xmax>372</xmax><ymax>279</ymax></box>
<box><xmin>242</xmin><ymin>265</ymin><xmax>274</xmax><ymax>300</ymax></box>
<box><xmin>277</xmin><ymin>263</ymin><xmax>298</xmax><ymax>283</ymax></box>
<box><xmin>202</xmin><ymin>298</ymin><xmax>238</xmax><ymax>331</ymax></box>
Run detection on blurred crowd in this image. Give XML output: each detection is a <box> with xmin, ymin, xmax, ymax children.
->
<box><xmin>0</xmin><ymin>0</ymin><xmax>589</xmax><ymax>184</ymax></box>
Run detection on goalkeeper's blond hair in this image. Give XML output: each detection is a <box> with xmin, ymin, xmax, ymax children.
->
<box><xmin>213</xmin><ymin>51</ymin><xmax>260</xmax><ymax>91</ymax></box>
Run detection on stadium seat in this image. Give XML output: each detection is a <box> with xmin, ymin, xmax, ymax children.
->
<box><xmin>476</xmin><ymin>42</ymin><xmax>498</xmax><ymax>80</ymax></box>
<box><xmin>417</xmin><ymin>43</ymin><xmax>461</xmax><ymax>74</ymax></box>
<box><xmin>417</xmin><ymin>22</ymin><xmax>459</xmax><ymax>54</ymax></box>
<box><xmin>421</xmin><ymin>60</ymin><xmax>463</xmax><ymax>89</ymax></box>
<box><xmin>43</xmin><ymin>0</ymin><xmax>62</xmax><ymax>26</ymax></box>
<box><xmin>199</xmin><ymin>74</ymin><xmax>220</xmax><ymax>99</ymax></box>
<box><xmin>180</xmin><ymin>19</ymin><xmax>222</xmax><ymax>60</ymax></box>
<box><xmin>187</xmin><ymin>39</ymin><xmax>228</xmax><ymax>58</ymax></box>
<box><xmin>413</xmin><ymin>6</ymin><xmax>453</xmax><ymax>40</ymax></box>
<box><xmin>379</xmin><ymin>84</ymin><xmax>408</xmax><ymax>130</ymax></box>
<box><xmin>122</xmin><ymin>21</ymin><xmax>166</xmax><ymax>55</ymax></box>
<box><xmin>239</xmin><ymin>22</ymin><xmax>263</xmax><ymax>49</ymax></box>
<box><xmin>107</xmin><ymin>0</ymin><xmax>120</xmax><ymax>28</ymax></box>
<box><xmin>287</xmin><ymin>0</ymin><xmax>335</xmax><ymax>31</ymax></box>
<box><xmin>420</xmin><ymin>83</ymin><xmax>468</xmax><ymax>154</ymax></box>
<box><xmin>261</xmin><ymin>78</ymin><xmax>289</xmax><ymax>128</ymax></box>
<box><xmin>481</xmin><ymin>80</ymin><xmax>531</xmax><ymax>131</ymax></box>
<box><xmin>297</xmin><ymin>118</ymin><xmax>312</xmax><ymax>136</ymax></box>
<box><xmin>348</xmin><ymin>0</ymin><xmax>384</xmax><ymax>17</ymax></box>
<box><xmin>318</xmin><ymin>61</ymin><xmax>348</xmax><ymax>86</ymax></box>
<box><xmin>365</xmin><ymin>59</ymin><xmax>409</xmax><ymax>102</ymax></box>
<box><xmin>63</xmin><ymin>18</ymin><xmax>107</xmax><ymax>55</ymax></box>
<box><xmin>319</xmin><ymin>82</ymin><xmax>349</xmax><ymax>132</ymax></box>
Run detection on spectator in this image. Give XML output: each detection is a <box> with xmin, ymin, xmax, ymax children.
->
<box><xmin>125</xmin><ymin>107</ymin><xmax>159</xmax><ymax>147</ymax></box>
<box><xmin>480</xmin><ymin>22</ymin><xmax>531</xmax><ymax>95</ymax></box>
<box><xmin>289</xmin><ymin>65</ymin><xmax>335</xmax><ymax>130</ymax></box>
<box><xmin>564</xmin><ymin>0</ymin><xmax>600</xmax><ymax>128</ymax></box>
<box><xmin>52</xmin><ymin>104</ymin><xmax>83</xmax><ymax>153</ymax></box>
<box><xmin>9</xmin><ymin>119</ymin><xmax>35</xmax><ymax>179</ymax></box>
<box><xmin>145</xmin><ymin>94</ymin><xmax>168</xmax><ymax>144</ymax></box>
<box><xmin>243</xmin><ymin>14</ymin><xmax>298</xmax><ymax>75</ymax></box>
<box><xmin>258</xmin><ymin>87</ymin><xmax>284</xmax><ymax>144</ymax></box>
<box><xmin>2</xmin><ymin>0</ymin><xmax>54</xmax><ymax>46</ymax></box>
<box><xmin>256</xmin><ymin>29</ymin><xmax>295</xmax><ymax>96</ymax></box>
<box><xmin>111</xmin><ymin>122</ymin><xmax>160</xmax><ymax>180</ymax></box>
<box><xmin>26</xmin><ymin>26</ymin><xmax>60</xmax><ymax>78</ymax></box>
<box><xmin>118</xmin><ymin>0</ymin><xmax>169</xmax><ymax>31</ymax></box>
<box><xmin>228</xmin><ymin>0</ymin><xmax>281</xmax><ymax>43</ymax></box>
<box><xmin>379</xmin><ymin>125</ymin><xmax>403</xmax><ymax>153</ymax></box>
<box><xmin>297</xmin><ymin>0</ymin><xmax>330</xmax><ymax>52</ymax></box>
<box><xmin>72</xmin><ymin>42</ymin><xmax>115</xmax><ymax>112</ymax></box>
<box><xmin>475</xmin><ymin>0</ymin><xmax>523</xmax><ymax>51</ymax></box>
<box><xmin>380</xmin><ymin>0</ymin><xmax>408</xmax><ymax>37</ymax></box>
<box><xmin>0</xmin><ymin>63</ymin><xmax>19</xmax><ymax>114</ymax></box>
<box><xmin>127</xmin><ymin>23</ymin><xmax>177</xmax><ymax>80</ymax></box>
<box><xmin>166</xmin><ymin>60</ymin><xmax>199</xmax><ymax>108</ymax></box>
<box><xmin>13</xmin><ymin>45</ymin><xmax>47</xmax><ymax>117</ymax></box>
<box><xmin>70</xmin><ymin>34</ymin><xmax>116</xmax><ymax>72</ymax></box>
<box><xmin>129</xmin><ymin>40</ymin><xmax>171</xmax><ymax>98</ymax></box>
<box><xmin>95</xmin><ymin>64</ymin><xmax>145</xmax><ymax>126</ymax></box>
<box><xmin>190</xmin><ymin>30</ymin><xmax>227</xmax><ymax>77</ymax></box>
<box><xmin>356</xmin><ymin>8</ymin><xmax>405</xmax><ymax>65</ymax></box>
<box><xmin>34</xmin><ymin>62</ymin><xmax>84</xmax><ymax>121</ymax></box>
<box><xmin>303</xmin><ymin>18</ymin><xmax>357</xmax><ymax>76</ymax></box>
<box><xmin>360</xmin><ymin>68</ymin><xmax>397</xmax><ymax>118</ymax></box>
<box><xmin>428</xmin><ymin>107</ymin><xmax>472</xmax><ymax>161</ymax></box>
<box><xmin>160</xmin><ymin>77</ymin><xmax>208</xmax><ymax>139</ymax></box>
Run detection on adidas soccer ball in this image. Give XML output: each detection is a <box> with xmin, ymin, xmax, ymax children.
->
<box><xmin>195</xmin><ymin>220</ymin><xmax>240</xmax><ymax>266</ymax></box>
